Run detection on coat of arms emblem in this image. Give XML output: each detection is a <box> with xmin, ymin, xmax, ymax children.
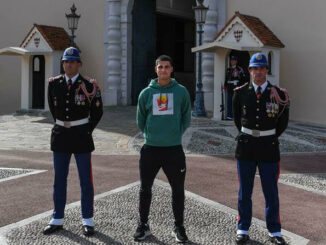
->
<box><xmin>233</xmin><ymin>30</ymin><xmax>243</xmax><ymax>42</ymax></box>
<box><xmin>34</xmin><ymin>38</ymin><xmax>40</xmax><ymax>48</ymax></box>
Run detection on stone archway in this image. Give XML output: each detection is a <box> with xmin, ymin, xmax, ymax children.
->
<box><xmin>131</xmin><ymin>0</ymin><xmax>157</xmax><ymax>105</ymax></box>
<box><xmin>130</xmin><ymin>0</ymin><xmax>196</xmax><ymax>105</ymax></box>
<box><xmin>105</xmin><ymin>0</ymin><xmax>222</xmax><ymax>107</ymax></box>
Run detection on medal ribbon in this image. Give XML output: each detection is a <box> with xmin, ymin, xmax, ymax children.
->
<box><xmin>75</xmin><ymin>79</ymin><xmax>102</xmax><ymax>103</ymax></box>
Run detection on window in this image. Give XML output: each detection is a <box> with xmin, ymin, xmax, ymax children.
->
<box><xmin>33</xmin><ymin>57</ymin><xmax>40</xmax><ymax>72</ymax></box>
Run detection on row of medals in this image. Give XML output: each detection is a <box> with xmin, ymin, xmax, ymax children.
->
<box><xmin>76</xmin><ymin>100</ymin><xmax>85</xmax><ymax>106</ymax></box>
<box><xmin>53</xmin><ymin>97</ymin><xmax>85</xmax><ymax>106</ymax></box>
<box><xmin>75</xmin><ymin>94</ymin><xmax>86</xmax><ymax>106</ymax></box>
<box><xmin>266</xmin><ymin>103</ymin><xmax>279</xmax><ymax>118</ymax></box>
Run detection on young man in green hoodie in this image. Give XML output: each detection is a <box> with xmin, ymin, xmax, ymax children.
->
<box><xmin>134</xmin><ymin>55</ymin><xmax>191</xmax><ymax>243</ymax></box>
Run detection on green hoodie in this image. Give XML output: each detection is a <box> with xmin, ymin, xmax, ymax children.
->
<box><xmin>137</xmin><ymin>78</ymin><xmax>191</xmax><ymax>146</ymax></box>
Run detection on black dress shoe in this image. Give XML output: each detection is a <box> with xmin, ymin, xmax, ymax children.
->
<box><xmin>235</xmin><ymin>234</ymin><xmax>250</xmax><ymax>244</ymax></box>
<box><xmin>270</xmin><ymin>236</ymin><xmax>287</xmax><ymax>245</ymax></box>
<box><xmin>43</xmin><ymin>224</ymin><xmax>63</xmax><ymax>235</ymax></box>
<box><xmin>83</xmin><ymin>225</ymin><xmax>95</xmax><ymax>236</ymax></box>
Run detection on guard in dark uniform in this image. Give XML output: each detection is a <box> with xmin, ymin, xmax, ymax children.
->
<box><xmin>232</xmin><ymin>53</ymin><xmax>289</xmax><ymax>245</ymax></box>
<box><xmin>43</xmin><ymin>47</ymin><xmax>103</xmax><ymax>236</ymax></box>
<box><xmin>224</xmin><ymin>56</ymin><xmax>246</xmax><ymax>120</ymax></box>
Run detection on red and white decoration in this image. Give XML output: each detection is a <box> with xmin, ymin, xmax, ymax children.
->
<box><xmin>233</xmin><ymin>30</ymin><xmax>243</xmax><ymax>42</ymax></box>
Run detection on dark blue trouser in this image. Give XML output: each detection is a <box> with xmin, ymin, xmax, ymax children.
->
<box><xmin>52</xmin><ymin>152</ymin><xmax>94</xmax><ymax>219</ymax></box>
<box><xmin>237</xmin><ymin>160</ymin><xmax>281</xmax><ymax>233</ymax></box>
<box><xmin>227</xmin><ymin>90</ymin><xmax>234</xmax><ymax>118</ymax></box>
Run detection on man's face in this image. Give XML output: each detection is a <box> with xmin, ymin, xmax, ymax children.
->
<box><xmin>62</xmin><ymin>60</ymin><xmax>81</xmax><ymax>76</ymax></box>
<box><xmin>249</xmin><ymin>66</ymin><xmax>268</xmax><ymax>84</ymax></box>
<box><xmin>230</xmin><ymin>59</ymin><xmax>237</xmax><ymax>66</ymax></box>
<box><xmin>155</xmin><ymin>61</ymin><xmax>173</xmax><ymax>80</ymax></box>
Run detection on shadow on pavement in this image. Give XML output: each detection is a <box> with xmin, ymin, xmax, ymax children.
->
<box><xmin>56</xmin><ymin>229</ymin><xmax>123</xmax><ymax>245</ymax></box>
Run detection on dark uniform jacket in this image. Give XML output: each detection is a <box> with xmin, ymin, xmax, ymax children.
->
<box><xmin>48</xmin><ymin>74</ymin><xmax>103</xmax><ymax>153</ymax></box>
<box><xmin>224</xmin><ymin>65</ymin><xmax>246</xmax><ymax>93</ymax></box>
<box><xmin>232</xmin><ymin>81</ymin><xmax>289</xmax><ymax>162</ymax></box>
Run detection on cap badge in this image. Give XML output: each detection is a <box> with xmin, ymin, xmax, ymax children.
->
<box><xmin>67</xmin><ymin>48</ymin><xmax>74</xmax><ymax>56</ymax></box>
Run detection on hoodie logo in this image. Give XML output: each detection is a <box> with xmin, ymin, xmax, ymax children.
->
<box><xmin>157</xmin><ymin>94</ymin><xmax>168</xmax><ymax>111</ymax></box>
<box><xmin>153</xmin><ymin>93</ymin><xmax>174</xmax><ymax>115</ymax></box>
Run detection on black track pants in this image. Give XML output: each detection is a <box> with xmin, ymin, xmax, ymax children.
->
<box><xmin>138</xmin><ymin>144</ymin><xmax>186</xmax><ymax>227</ymax></box>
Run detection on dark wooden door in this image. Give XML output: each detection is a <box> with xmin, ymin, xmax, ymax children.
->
<box><xmin>32</xmin><ymin>55</ymin><xmax>45</xmax><ymax>109</ymax></box>
<box><xmin>131</xmin><ymin>0</ymin><xmax>156</xmax><ymax>105</ymax></box>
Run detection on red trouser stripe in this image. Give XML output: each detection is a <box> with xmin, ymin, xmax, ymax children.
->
<box><xmin>277</xmin><ymin>162</ymin><xmax>281</xmax><ymax>224</ymax></box>
<box><xmin>237</xmin><ymin>167</ymin><xmax>240</xmax><ymax>222</ymax></box>
<box><xmin>89</xmin><ymin>153</ymin><xmax>94</xmax><ymax>212</ymax></box>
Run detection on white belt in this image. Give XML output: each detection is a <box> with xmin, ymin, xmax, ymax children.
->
<box><xmin>227</xmin><ymin>80</ymin><xmax>239</xmax><ymax>85</ymax></box>
<box><xmin>241</xmin><ymin>126</ymin><xmax>276</xmax><ymax>137</ymax></box>
<box><xmin>56</xmin><ymin>118</ymin><xmax>89</xmax><ymax>128</ymax></box>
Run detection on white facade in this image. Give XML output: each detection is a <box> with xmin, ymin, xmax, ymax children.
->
<box><xmin>1</xmin><ymin>0</ymin><xmax>325</xmax><ymax>124</ymax></box>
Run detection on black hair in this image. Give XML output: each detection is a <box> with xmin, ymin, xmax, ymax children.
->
<box><xmin>155</xmin><ymin>55</ymin><xmax>174</xmax><ymax>67</ymax></box>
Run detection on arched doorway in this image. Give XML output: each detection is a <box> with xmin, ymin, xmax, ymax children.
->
<box><xmin>156</xmin><ymin>13</ymin><xmax>196</xmax><ymax>104</ymax></box>
<box><xmin>131</xmin><ymin>0</ymin><xmax>195</xmax><ymax>105</ymax></box>
<box><xmin>131</xmin><ymin>0</ymin><xmax>157</xmax><ymax>105</ymax></box>
<box><xmin>32</xmin><ymin>55</ymin><xmax>45</xmax><ymax>109</ymax></box>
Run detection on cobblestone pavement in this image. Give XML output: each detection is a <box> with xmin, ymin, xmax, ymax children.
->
<box><xmin>0</xmin><ymin>168</ymin><xmax>31</xmax><ymax>180</ymax></box>
<box><xmin>0</xmin><ymin>107</ymin><xmax>138</xmax><ymax>155</ymax></box>
<box><xmin>2</xmin><ymin>107</ymin><xmax>326</xmax><ymax>156</ymax></box>
<box><xmin>0</xmin><ymin>167</ymin><xmax>46</xmax><ymax>183</ymax></box>
<box><xmin>172</xmin><ymin>118</ymin><xmax>326</xmax><ymax>155</ymax></box>
<box><xmin>1</xmin><ymin>107</ymin><xmax>325</xmax><ymax>244</ymax></box>
<box><xmin>278</xmin><ymin>173</ymin><xmax>326</xmax><ymax>196</ymax></box>
<box><xmin>1</xmin><ymin>181</ymin><xmax>307</xmax><ymax>245</ymax></box>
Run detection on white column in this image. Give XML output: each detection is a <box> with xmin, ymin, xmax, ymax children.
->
<box><xmin>120</xmin><ymin>0</ymin><xmax>133</xmax><ymax>105</ymax></box>
<box><xmin>21</xmin><ymin>55</ymin><xmax>30</xmax><ymax>110</ymax></box>
<box><xmin>105</xmin><ymin>0</ymin><xmax>122</xmax><ymax>106</ymax></box>
<box><xmin>202</xmin><ymin>0</ymin><xmax>218</xmax><ymax>112</ymax></box>
<box><xmin>217</xmin><ymin>0</ymin><xmax>227</xmax><ymax>31</ymax></box>
<box><xmin>213</xmin><ymin>48</ymin><xmax>228</xmax><ymax>120</ymax></box>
